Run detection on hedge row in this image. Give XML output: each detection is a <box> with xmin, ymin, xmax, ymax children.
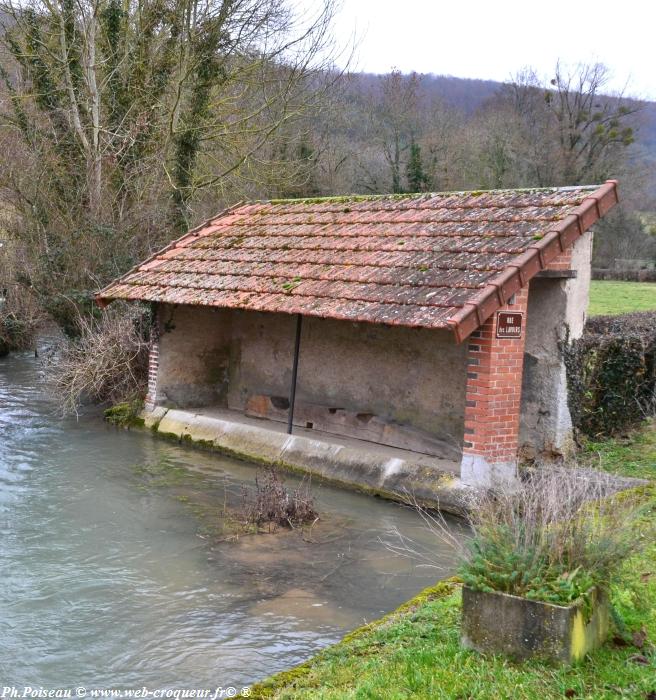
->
<box><xmin>592</xmin><ymin>268</ymin><xmax>656</xmax><ymax>282</ymax></box>
<box><xmin>564</xmin><ymin>312</ymin><xmax>656</xmax><ymax>438</ymax></box>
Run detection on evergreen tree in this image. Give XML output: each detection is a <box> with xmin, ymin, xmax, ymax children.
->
<box><xmin>406</xmin><ymin>138</ymin><xmax>429</xmax><ymax>192</ymax></box>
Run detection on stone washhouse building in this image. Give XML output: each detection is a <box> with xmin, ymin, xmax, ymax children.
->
<box><xmin>98</xmin><ymin>182</ymin><xmax>620</xmax><ymax>510</ymax></box>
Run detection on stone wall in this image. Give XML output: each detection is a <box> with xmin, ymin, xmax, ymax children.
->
<box><xmin>154</xmin><ymin>305</ymin><xmax>234</xmax><ymax>408</ymax></box>
<box><xmin>519</xmin><ymin>231</ymin><xmax>593</xmax><ymax>458</ymax></box>
<box><xmin>154</xmin><ymin>305</ymin><xmax>467</xmax><ymax>452</ymax></box>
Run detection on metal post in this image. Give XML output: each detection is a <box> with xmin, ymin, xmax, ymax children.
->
<box><xmin>287</xmin><ymin>314</ymin><xmax>303</xmax><ymax>435</ymax></box>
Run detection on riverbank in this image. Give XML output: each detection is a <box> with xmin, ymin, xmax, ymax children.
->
<box><xmin>141</xmin><ymin>406</ymin><xmax>467</xmax><ymax>515</ymax></box>
<box><xmin>250</xmin><ymin>420</ymin><xmax>656</xmax><ymax>699</ymax></box>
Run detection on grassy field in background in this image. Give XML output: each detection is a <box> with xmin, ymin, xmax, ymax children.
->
<box><xmin>251</xmin><ymin>422</ymin><xmax>656</xmax><ymax>699</ymax></box>
<box><xmin>589</xmin><ymin>281</ymin><xmax>656</xmax><ymax>316</ymax></box>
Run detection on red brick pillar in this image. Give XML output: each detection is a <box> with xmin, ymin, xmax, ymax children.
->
<box><xmin>461</xmin><ymin>287</ymin><xmax>529</xmax><ymax>487</ymax></box>
<box><xmin>144</xmin><ymin>311</ymin><xmax>160</xmax><ymax>412</ymax></box>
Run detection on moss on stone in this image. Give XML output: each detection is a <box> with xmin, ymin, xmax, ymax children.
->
<box><xmin>265</xmin><ymin>186</ymin><xmax>583</xmax><ymax>208</ymax></box>
<box><xmin>268</xmin><ymin>193</ymin><xmax>426</xmax><ymax>206</ymax></box>
<box><xmin>149</xmin><ymin>414</ymin><xmax>165</xmax><ymax>432</ymax></box>
<box><xmin>194</xmin><ymin>438</ymin><xmax>216</xmax><ymax>450</ymax></box>
<box><xmin>158</xmin><ymin>430</ymin><xmax>184</xmax><ymax>442</ymax></box>
<box><xmin>104</xmin><ymin>400</ymin><xmax>145</xmax><ymax>428</ymax></box>
<box><xmin>136</xmin><ymin>407</ymin><xmax>466</xmax><ymax>517</ymax></box>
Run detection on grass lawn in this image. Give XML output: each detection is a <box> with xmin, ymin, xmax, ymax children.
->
<box><xmin>589</xmin><ymin>281</ymin><xmax>656</xmax><ymax>317</ymax></box>
<box><xmin>251</xmin><ymin>422</ymin><xmax>656</xmax><ymax>699</ymax></box>
<box><xmin>583</xmin><ymin>422</ymin><xmax>656</xmax><ymax>481</ymax></box>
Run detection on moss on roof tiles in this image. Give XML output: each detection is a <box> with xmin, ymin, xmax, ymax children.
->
<box><xmin>265</xmin><ymin>185</ymin><xmax>599</xmax><ymax>207</ymax></box>
<box><xmin>97</xmin><ymin>184</ymin><xmax>614</xmax><ymax>330</ymax></box>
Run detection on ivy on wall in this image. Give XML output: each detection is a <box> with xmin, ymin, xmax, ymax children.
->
<box><xmin>564</xmin><ymin>312</ymin><xmax>656</xmax><ymax>438</ymax></box>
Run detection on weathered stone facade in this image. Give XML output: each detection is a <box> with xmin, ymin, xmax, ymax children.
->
<box><xmin>151</xmin><ymin>306</ymin><xmax>467</xmax><ymax>459</ymax></box>
<box><xmin>519</xmin><ymin>231</ymin><xmax>593</xmax><ymax>459</ymax></box>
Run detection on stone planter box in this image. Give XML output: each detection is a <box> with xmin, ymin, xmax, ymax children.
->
<box><xmin>461</xmin><ymin>586</ymin><xmax>609</xmax><ymax>664</ymax></box>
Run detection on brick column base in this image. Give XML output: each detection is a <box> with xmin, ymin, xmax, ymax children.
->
<box><xmin>460</xmin><ymin>287</ymin><xmax>529</xmax><ymax>488</ymax></box>
<box><xmin>144</xmin><ymin>315</ymin><xmax>160</xmax><ymax>412</ymax></box>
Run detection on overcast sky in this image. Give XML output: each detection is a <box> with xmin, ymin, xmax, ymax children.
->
<box><xmin>325</xmin><ymin>0</ymin><xmax>655</xmax><ymax>100</ymax></box>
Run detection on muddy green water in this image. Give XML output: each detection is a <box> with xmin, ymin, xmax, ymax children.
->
<box><xmin>0</xmin><ymin>349</ymin><xmax>461</xmax><ymax>689</ymax></box>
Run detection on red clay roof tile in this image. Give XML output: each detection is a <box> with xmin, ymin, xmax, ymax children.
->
<box><xmin>97</xmin><ymin>183</ymin><xmax>619</xmax><ymax>340</ymax></box>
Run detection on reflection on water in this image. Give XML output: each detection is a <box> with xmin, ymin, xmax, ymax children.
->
<box><xmin>0</xmin><ymin>348</ymin><xmax>462</xmax><ymax>688</ymax></box>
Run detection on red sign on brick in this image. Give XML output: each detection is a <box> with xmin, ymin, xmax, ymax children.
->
<box><xmin>496</xmin><ymin>311</ymin><xmax>523</xmax><ymax>338</ymax></box>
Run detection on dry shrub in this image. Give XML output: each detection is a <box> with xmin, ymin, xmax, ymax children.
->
<box><xmin>241</xmin><ymin>467</ymin><xmax>318</xmax><ymax>531</ymax></box>
<box><xmin>0</xmin><ymin>285</ymin><xmax>43</xmax><ymax>353</ymax></box>
<box><xmin>0</xmin><ymin>238</ymin><xmax>44</xmax><ymax>352</ymax></box>
<box><xmin>387</xmin><ymin>468</ymin><xmax>648</xmax><ymax>607</ymax></box>
<box><xmin>45</xmin><ymin>303</ymin><xmax>150</xmax><ymax>415</ymax></box>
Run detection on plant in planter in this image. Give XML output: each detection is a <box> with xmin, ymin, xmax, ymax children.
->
<box><xmin>388</xmin><ymin>468</ymin><xmax>647</xmax><ymax>664</ymax></box>
<box><xmin>458</xmin><ymin>469</ymin><xmax>645</xmax><ymax>663</ymax></box>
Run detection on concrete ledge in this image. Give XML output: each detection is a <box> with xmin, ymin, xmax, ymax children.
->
<box><xmin>142</xmin><ymin>407</ymin><xmax>469</xmax><ymax>515</ymax></box>
<box><xmin>461</xmin><ymin>454</ymin><xmax>517</xmax><ymax>489</ymax></box>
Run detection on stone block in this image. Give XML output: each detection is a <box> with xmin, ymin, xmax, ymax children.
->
<box><xmin>461</xmin><ymin>586</ymin><xmax>609</xmax><ymax>664</ymax></box>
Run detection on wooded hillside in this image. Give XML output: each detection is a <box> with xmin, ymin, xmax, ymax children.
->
<box><xmin>0</xmin><ymin>0</ymin><xmax>652</xmax><ymax>341</ymax></box>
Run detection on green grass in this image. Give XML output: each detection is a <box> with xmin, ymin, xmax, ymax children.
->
<box><xmin>583</xmin><ymin>420</ymin><xmax>656</xmax><ymax>481</ymax></box>
<box><xmin>251</xmin><ymin>423</ymin><xmax>656</xmax><ymax>700</ymax></box>
<box><xmin>589</xmin><ymin>281</ymin><xmax>656</xmax><ymax>317</ymax></box>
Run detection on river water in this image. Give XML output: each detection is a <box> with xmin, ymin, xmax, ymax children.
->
<box><xmin>0</xmin><ymin>348</ymin><xmax>460</xmax><ymax>689</ymax></box>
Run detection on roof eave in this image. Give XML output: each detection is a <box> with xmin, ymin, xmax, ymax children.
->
<box><xmin>446</xmin><ymin>179</ymin><xmax>619</xmax><ymax>343</ymax></box>
<box><xmin>94</xmin><ymin>201</ymin><xmax>244</xmax><ymax>307</ymax></box>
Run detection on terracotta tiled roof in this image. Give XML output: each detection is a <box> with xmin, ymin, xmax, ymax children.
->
<box><xmin>97</xmin><ymin>182</ymin><xmax>619</xmax><ymax>341</ymax></box>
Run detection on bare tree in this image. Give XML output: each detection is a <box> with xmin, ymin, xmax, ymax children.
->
<box><xmin>506</xmin><ymin>62</ymin><xmax>638</xmax><ymax>185</ymax></box>
<box><xmin>362</xmin><ymin>69</ymin><xmax>424</xmax><ymax>193</ymax></box>
<box><xmin>0</xmin><ymin>0</ymin><xmax>341</xmax><ymax>329</ymax></box>
<box><xmin>592</xmin><ymin>206</ymin><xmax>656</xmax><ymax>268</ymax></box>
<box><xmin>422</xmin><ymin>98</ymin><xmax>468</xmax><ymax>191</ymax></box>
